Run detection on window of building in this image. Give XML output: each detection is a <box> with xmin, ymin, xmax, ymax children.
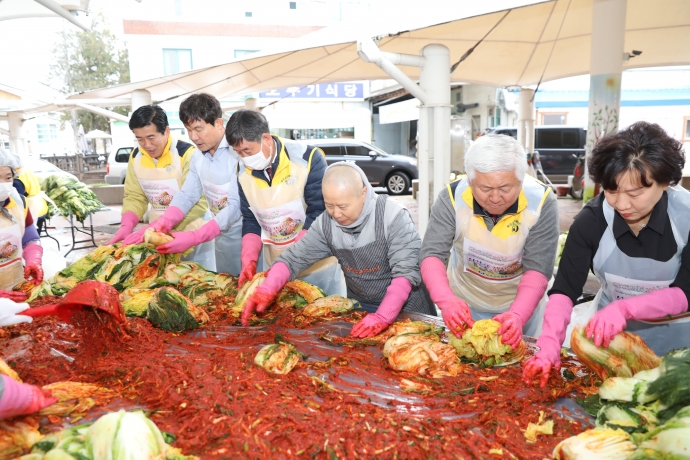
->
<box><xmin>683</xmin><ymin>116</ymin><xmax>690</xmax><ymax>141</ymax></box>
<box><xmin>37</xmin><ymin>124</ymin><xmax>57</xmax><ymax>143</ymax></box>
<box><xmin>163</xmin><ymin>49</ymin><xmax>192</xmax><ymax>76</ymax></box>
<box><xmin>234</xmin><ymin>50</ymin><xmax>259</xmax><ymax>59</ymax></box>
<box><xmin>541</xmin><ymin>112</ymin><xmax>567</xmax><ymax>125</ymax></box>
<box><xmin>245</xmin><ymin>11</ymin><xmax>252</xmax><ymax>17</ymax></box>
<box><xmin>289</xmin><ymin>2</ymin><xmax>296</xmax><ymax>8</ymax></box>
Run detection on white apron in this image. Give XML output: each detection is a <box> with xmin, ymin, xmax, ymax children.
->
<box><xmin>200</xmin><ymin>177</ymin><xmax>242</xmax><ymax>276</ymax></box>
<box><xmin>591</xmin><ymin>186</ymin><xmax>690</xmax><ymax>355</ymax></box>
<box><xmin>133</xmin><ymin>139</ymin><xmax>215</xmax><ymax>270</ymax></box>
<box><xmin>0</xmin><ymin>195</ymin><xmax>26</xmax><ymax>290</ymax></box>
<box><xmin>239</xmin><ymin>137</ymin><xmax>345</xmax><ymax>296</ymax></box>
<box><xmin>448</xmin><ymin>176</ymin><xmax>552</xmax><ymax>337</ymax></box>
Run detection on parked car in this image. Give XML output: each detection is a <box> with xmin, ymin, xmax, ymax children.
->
<box><xmin>304</xmin><ymin>139</ymin><xmax>418</xmax><ymax>195</ymax></box>
<box><xmin>105</xmin><ymin>146</ymin><xmax>134</xmax><ymax>185</ymax></box>
<box><xmin>489</xmin><ymin>126</ymin><xmax>586</xmax><ymax>183</ymax></box>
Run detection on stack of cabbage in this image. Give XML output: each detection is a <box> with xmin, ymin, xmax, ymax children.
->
<box><xmin>449</xmin><ymin>319</ymin><xmax>526</xmax><ymax>368</ymax></box>
<box><xmin>18</xmin><ymin>243</ymin><xmax>236</xmax><ymax>332</ymax></box>
<box><xmin>234</xmin><ymin>272</ymin><xmax>357</xmax><ymax>318</ymax></box>
<box><xmin>43</xmin><ymin>175</ymin><xmax>105</xmax><ymax>224</ymax></box>
<box><xmin>19</xmin><ymin>410</ymin><xmax>195</xmax><ymax>460</ymax></box>
<box><xmin>382</xmin><ymin>321</ymin><xmax>461</xmax><ymax>378</ymax></box>
<box><xmin>555</xmin><ymin>231</ymin><xmax>569</xmax><ymax>267</ymax></box>
<box><xmin>555</xmin><ymin>348</ymin><xmax>690</xmax><ymax>459</ymax></box>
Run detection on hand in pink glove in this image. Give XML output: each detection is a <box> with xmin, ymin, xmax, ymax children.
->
<box><xmin>351</xmin><ymin>277</ymin><xmax>412</xmax><ymax>338</ymax></box>
<box><xmin>105</xmin><ymin>211</ymin><xmax>140</xmax><ymax>246</ymax></box>
<box><xmin>521</xmin><ymin>293</ymin><xmax>573</xmax><ymax>388</ymax></box>
<box><xmin>241</xmin><ymin>262</ymin><xmax>291</xmax><ymax>326</ymax></box>
<box><xmin>495</xmin><ymin>270</ymin><xmax>549</xmax><ymax>349</ymax></box>
<box><xmin>585</xmin><ymin>286</ymin><xmax>688</xmax><ymax>348</ymax></box>
<box><xmin>157</xmin><ymin>220</ymin><xmax>221</xmax><ymax>254</ymax></box>
<box><xmin>420</xmin><ymin>257</ymin><xmax>474</xmax><ymax>337</ymax></box>
<box><xmin>150</xmin><ymin>206</ymin><xmax>185</xmax><ymax>234</ymax></box>
<box><xmin>0</xmin><ymin>375</ymin><xmax>57</xmax><ymax>419</ymax></box>
<box><xmin>239</xmin><ymin>233</ymin><xmax>263</xmax><ymax>288</ymax></box>
<box><xmin>22</xmin><ymin>243</ymin><xmax>43</xmax><ymax>285</ymax></box>
<box><xmin>0</xmin><ymin>291</ymin><xmax>27</xmax><ymax>302</ymax></box>
<box><xmin>294</xmin><ymin>229</ymin><xmax>307</xmax><ymax>243</ymax></box>
<box><xmin>351</xmin><ymin>314</ymin><xmax>389</xmax><ymax>338</ymax></box>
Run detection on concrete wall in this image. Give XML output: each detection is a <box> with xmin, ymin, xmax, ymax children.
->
<box><xmin>90</xmin><ymin>185</ymin><xmax>125</xmax><ymax>205</ymax></box>
<box><xmin>372</xmin><ymin>114</ymin><xmax>410</xmax><ymax>156</ymax></box>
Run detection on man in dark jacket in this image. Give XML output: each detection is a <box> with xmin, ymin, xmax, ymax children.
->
<box><xmin>227</xmin><ymin>110</ymin><xmax>345</xmax><ymax>296</ymax></box>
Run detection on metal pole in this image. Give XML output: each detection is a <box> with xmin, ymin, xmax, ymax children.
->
<box><xmin>417</xmin><ymin>106</ymin><xmax>431</xmax><ymax>233</ymax></box>
<box><xmin>583</xmin><ymin>0</ymin><xmax>626</xmax><ymax>203</ymax></box>
<box><xmin>419</xmin><ymin>44</ymin><xmax>451</xmax><ymax>235</ymax></box>
<box><xmin>7</xmin><ymin>112</ymin><xmax>26</xmax><ymax>156</ymax></box>
<box><xmin>131</xmin><ymin>89</ymin><xmax>153</xmax><ymax>113</ymax></box>
<box><xmin>32</xmin><ymin>0</ymin><xmax>89</xmax><ymax>31</ymax></box>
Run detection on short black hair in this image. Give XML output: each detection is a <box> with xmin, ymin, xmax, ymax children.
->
<box><xmin>225</xmin><ymin>109</ymin><xmax>269</xmax><ymax>147</ymax></box>
<box><xmin>588</xmin><ymin>121</ymin><xmax>685</xmax><ymax>190</ymax></box>
<box><xmin>179</xmin><ymin>93</ymin><xmax>223</xmax><ymax>126</ymax></box>
<box><xmin>129</xmin><ymin>105</ymin><xmax>168</xmax><ymax>134</ymax></box>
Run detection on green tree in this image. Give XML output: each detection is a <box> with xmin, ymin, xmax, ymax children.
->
<box><xmin>50</xmin><ymin>14</ymin><xmax>130</xmax><ymax>136</ymax></box>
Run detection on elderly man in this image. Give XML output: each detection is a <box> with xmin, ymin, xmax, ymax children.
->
<box><xmin>227</xmin><ymin>109</ymin><xmax>344</xmax><ymax>296</ymax></box>
<box><xmin>419</xmin><ymin>134</ymin><xmax>559</xmax><ymax>346</ymax></box>
<box><xmin>240</xmin><ymin>162</ymin><xmax>435</xmax><ymax>333</ymax></box>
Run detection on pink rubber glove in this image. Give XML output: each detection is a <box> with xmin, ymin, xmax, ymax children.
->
<box><xmin>22</xmin><ymin>243</ymin><xmax>43</xmax><ymax>285</ymax></box>
<box><xmin>495</xmin><ymin>270</ymin><xmax>549</xmax><ymax>349</ymax></box>
<box><xmin>294</xmin><ymin>229</ymin><xmax>307</xmax><ymax>243</ymax></box>
<box><xmin>239</xmin><ymin>233</ymin><xmax>263</xmax><ymax>288</ymax></box>
<box><xmin>105</xmin><ymin>211</ymin><xmax>140</xmax><ymax>245</ymax></box>
<box><xmin>0</xmin><ymin>375</ymin><xmax>57</xmax><ymax>419</ymax></box>
<box><xmin>522</xmin><ymin>293</ymin><xmax>573</xmax><ymax>388</ymax></box>
<box><xmin>0</xmin><ymin>291</ymin><xmax>27</xmax><ymax>302</ymax></box>
<box><xmin>150</xmin><ymin>206</ymin><xmax>185</xmax><ymax>234</ymax></box>
<box><xmin>157</xmin><ymin>220</ymin><xmax>221</xmax><ymax>254</ymax></box>
<box><xmin>241</xmin><ymin>262</ymin><xmax>291</xmax><ymax>326</ymax></box>
<box><xmin>351</xmin><ymin>277</ymin><xmax>412</xmax><ymax>338</ymax></box>
<box><xmin>420</xmin><ymin>257</ymin><xmax>474</xmax><ymax>337</ymax></box>
<box><xmin>586</xmin><ymin>287</ymin><xmax>688</xmax><ymax>348</ymax></box>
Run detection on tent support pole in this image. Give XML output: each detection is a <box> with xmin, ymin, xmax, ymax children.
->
<box><xmin>357</xmin><ymin>39</ymin><xmax>451</xmax><ymax>236</ymax></box>
<box><xmin>583</xmin><ymin>0</ymin><xmax>626</xmax><ymax>203</ymax></box>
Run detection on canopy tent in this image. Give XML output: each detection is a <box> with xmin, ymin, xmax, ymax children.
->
<box><xmin>0</xmin><ymin>0</ymin><xmax>90</xmax><ymax>30</ymax></box>
<box><xmin>83</xmin><ymin>129</ymin><xmax>112</xmax><ymax>139</ymax></box>
<box><xmin>66</xmin><ymin>0</ymin><xmax>690</xmax><ymax>104</ymax></box>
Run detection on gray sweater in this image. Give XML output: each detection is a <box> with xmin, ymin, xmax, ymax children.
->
<box><xmin>277</xmin><ymin>195</ymin><xmax>422</xmax><ymax>286</ymax></box>
<box><xmin>419</xmin><ymin>185</ymin><xmax>559</xmax><ymax>278</ymax></box>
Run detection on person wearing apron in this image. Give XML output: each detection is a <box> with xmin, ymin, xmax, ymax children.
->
<box><xmin>524</xmin><ymin>121</ymin><xmax>690</xmax><ymax>388</ymax></box>
<box><xmin>106</xmin><ymin>105</ymin><xmax>215</xmax><ymax>270</ymax></box>
<box><xmin>226</xmin><ymin>109</ymin><xmax>345</xmax><ymax>296</ymax></box>
<box><xmin>419</xmin><ymin>134</ymin><xmax>559</xmax><ymax>346</ymax></box>
<box><xmin>142</xmin><ymin>94</ymin><xmax>242</xmax><ymax>275</ymax></box>
<box><xmin>0</xmin><ymin>149</ymin><xmax>44</xmax><ymax>301</ymax></box>
<box><xmin>239</xmin><ymin>162</ymin><xmax>436</xmax><ymax>332</ymax></box>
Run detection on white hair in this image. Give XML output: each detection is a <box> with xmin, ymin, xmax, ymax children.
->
<box><xmin>464</xmin><ymin>134</ymin><xmax>527</xmax><ymax>182</ymax></box>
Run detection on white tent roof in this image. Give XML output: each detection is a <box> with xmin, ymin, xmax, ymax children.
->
<box><xmin>0</xmin><ymin>0</ymin><xmax>89</xmax><ymax>28</ymax></box>
<box><xmin>66</xmin><ymin>0</ymin><xmax>690</xmax><ymax>103</ymax></box>
<box><xmin>84</xmin><ymin>129</ymin><xmax>112</xmax><ymax>139</ymax></box>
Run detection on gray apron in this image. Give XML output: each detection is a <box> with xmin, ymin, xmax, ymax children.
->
<box><xmin>323</xmin><ymin>195</ymin><xmax>435</xmax><ymax>316</ymax></box>
<box><xmin>214</xmin><ymin>219</ymin><xmax>242</xmax><ymax>276</ymax></box>
<box><xmin>592</xmin><ymin>186</ymin><xmax>690</xmax><ymax>355</ymax></box>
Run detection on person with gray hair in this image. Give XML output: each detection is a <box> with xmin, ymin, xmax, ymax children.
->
<box><xmin>240</xmin><ymin>161</ymin><xmax>435</xmax><ymax>335</ymax></box>
<box><xmin>0</xmin><ymin>148</ymin><xmax>44</xmax><ymax>301</ymax></box>
<box><xmin>419</xmin><ymin>134</ymin><xmax>559</xmax><ymax>346</ymax></box>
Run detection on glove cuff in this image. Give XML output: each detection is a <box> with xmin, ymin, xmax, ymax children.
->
<box><xmin>22</xmin><ymin>243</ymin><xmax>43</xmax><ymax>264</ymax></box>
<box><xmin>120</xmin><ymin>211</ymin><xmax>140</xmax><ymax>230</ymax></box>
<box><xmin>241</xmin><ymin>233</ymin><xmax>263</xmax><ymax>265</ymax></box>
<box><xmin>0</xmin><ymin>376</ymin><xmax>32</xmax><ymax>419</ymax></box>
<box><xmin>420</xmin><ymin>257</ymin><xmax>456</xmax><ymax>306</ymax></box>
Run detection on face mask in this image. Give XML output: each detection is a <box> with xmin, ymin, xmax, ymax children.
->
<box><xmin>0</xmin><ymin>182</ymin><xmax>13</xmax><ymax>202</ymax></box>
<box><xmin>242</xmin><ymin>141</ymin><xmax>273</xmax><ymax>170</ymax></box>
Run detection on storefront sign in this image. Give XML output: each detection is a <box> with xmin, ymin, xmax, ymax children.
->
<box><xmin>260</xmin><ymin>83</ymin><xmax>364</xmax><ymax>100</ymax></box>
<box><xmin>379</xmin><ymin>98</ymin><xmax>420</xmax><ymax>124</ymax></box>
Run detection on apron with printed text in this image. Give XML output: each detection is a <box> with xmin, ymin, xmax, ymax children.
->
<box><xmin>0</xmin><ymin>196</ymin><xmax>26</xmax><ymax>290</ymax></box>
<box><xmin>591</xmin><ymin>186</ymin><xmax>690</xmax><ymax>355</ymax></box>
<box><xmin>239</xmin><ymin>138</ymin><xmax>345</xmax><ymax>296</ymax></box>
<box><xmin>448</xmin><ymin>175</ymin><xmax>551</xmax><ymax>337</ymax></box>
